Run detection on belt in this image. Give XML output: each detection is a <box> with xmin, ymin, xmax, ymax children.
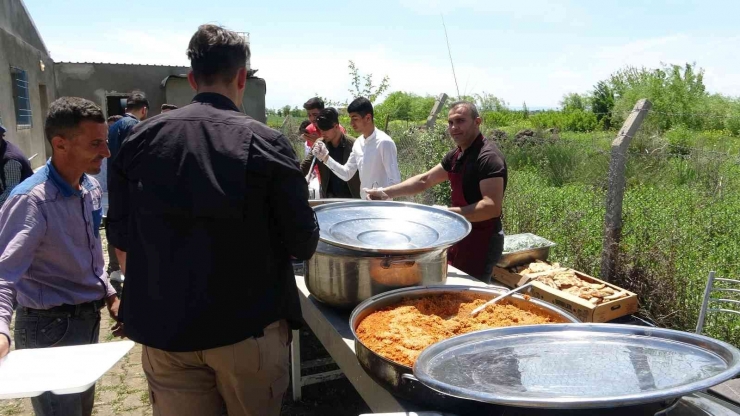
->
<box><xmin>23</xmin><ymin>298</ymin><xmax>106</xmax><ymax>316</ymax></box>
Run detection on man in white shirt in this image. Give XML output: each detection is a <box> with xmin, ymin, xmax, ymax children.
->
<box><xmin>312</xmin><ymin>97</ymin><xmax>401</xmax><ymax>199</ymax></box>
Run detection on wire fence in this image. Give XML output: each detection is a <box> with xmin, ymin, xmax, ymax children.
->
<box><xmin>279</xmin><ymin>108</ymin><xmax>740</xmax><ymax>345</ymax></box>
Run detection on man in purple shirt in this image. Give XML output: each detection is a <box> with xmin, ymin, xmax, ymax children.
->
<box><xmin>0</xmin><ymin>97</ymin><xmax>121</xmax><ymax>416</ymax></box>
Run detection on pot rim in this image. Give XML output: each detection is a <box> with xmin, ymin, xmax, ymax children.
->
<box><xmin>349</xmin><ymin>285</ymin><xmax>581</xmax><ymax>371</ymax></box>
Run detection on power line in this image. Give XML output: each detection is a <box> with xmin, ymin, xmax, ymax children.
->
<box><xmin>440</xmin><ymin>14</ymin><xmax>460</xmax><ymax>99</ymax></box>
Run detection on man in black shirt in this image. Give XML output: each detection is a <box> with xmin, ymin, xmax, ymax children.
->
<box><xmin>301</xmin><ymin>108</ymin><xmax>361</xmax><ymax>199</ymax></box>
<box><xmin>106</xmin><ymin>24</ymin><xmax>319</xmax><ymax>416</ymax></box>
<box><xmin>366</xmin><ymin>101</ymin><xmax>507</xmax><ymax>282</ymax></box>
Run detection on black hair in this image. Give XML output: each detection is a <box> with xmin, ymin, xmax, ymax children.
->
<box><xmin>449</xmin><ymin>101</ymin><xmax>480</xmax><ymax>119</ymax></box>
<box><xmin>298</xmin><ymin>120</ymin><xmax>311</xmax><ymax>134</ymax></box>
<box><xmin>107</xmin><ymin>115</ymin><xmax>123</xmax><ymax>123</ymax></box>
<box><xmin>45</xmin><ymin>97</ymin><xmax>106</xmax><ymax>144</ymax></box>
<box><xmin>303</xmin><ymin>97</ymin><xmax>325</xmax><ymax>111</ymax></box>
<box><xmin>347</xmin><ymin>97</ymin><xmax>373</xmax><ymax>119</ymax></box>
<box><xmin>316</xmin><ymin>108</ymin><xmax>339</xmax><ymax>131</ymax></box>
<box><xmin>187</xmin><ymin>24</ymin><xmax>250</xmax><ymax>86</ymax></box>
<box><xmin>161</xmin><ymin>104</ymin><xmax>178</xmax><ymax>111</ymax></box>
<box><xmin>126</xmin><ymin>91</ymin><xmax>149</xmax><ymax>111</ymax></box>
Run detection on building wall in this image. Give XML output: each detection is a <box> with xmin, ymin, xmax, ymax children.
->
<box><xmin>0</xmin><ymin>0</ymin><xmax>56</xmax><ymax>168</ymax></box>
<box><xmin>54</xmin><ymin>63</ymin><xmax>190</xmax><ymax>118</ymax></box>
<box><xmin>164</xmin><ymin>76</ymin><xmax>267</xmax><ymax>123</ymax></box>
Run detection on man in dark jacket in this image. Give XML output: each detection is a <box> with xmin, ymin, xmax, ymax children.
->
<box><xmin>106</xmin><ymin>24</ymin><xmax>319</xmax><ymax>416</ymax></box>
<box><xmin>0</xmin><ymin>123</ymin><xmax>34</xmax><ymax>207</ymax></box>
<box><xmin>301</xmin><ymin>108</ymin><xmax>361</xmax><ymax>198</ymax></box>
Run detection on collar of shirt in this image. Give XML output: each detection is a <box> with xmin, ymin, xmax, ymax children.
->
<box><xmin>457</xmin><ymin>134</ymin><xmax>485</xmax><ymax>159</ymax></box>
<box><xmin>46</xmin><ymin>159</ymin><xmax>95</xmax><ymax>197</ymax></box>
<box><xmin>123</xmin><ymin>113</ymin><xmax>140</xmax><ymax>121</ymax></box>
<box><xmin>363</xmin><ymin>128</ymin><xmax>377</xmax><ymax>143</ymax></box>
<box><xmin>326</xmin><ymin>134</ymin><xmax>347</xmax><ymax>149</ymax></box>
<box><xmin>192</xmin><ymin>92</ymin><xmax>240</xmax><ymax>112</ymax></box>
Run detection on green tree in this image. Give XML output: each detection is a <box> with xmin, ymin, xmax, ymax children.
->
<box><xmin>348</xmin><ymin>60</ymin><xmax>390</xmax><ymax>103</ymax></box>
<box><xmin>281</xmin><ymin>105</ymin><xmax>291</xmax><ymax>117</ymax></box>
<box><xmin>591</xmin><ymin>81</ymin><xmax>615</xmax><ymax>130</ymax></box>
<box><xmin>474</xmin><ymin>92</ymin><xmax>507</xmax><ymax>112</ymax></box>
<box><xmin>560</xmin><ymin>93</ymin><xmax>588</xmax><ymax>112</ymax></box>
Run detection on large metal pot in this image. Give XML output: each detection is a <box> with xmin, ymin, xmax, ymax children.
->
<box><xmin>304</xmin><ymin>242</ymin><xmax>447</xmax><ymax>309</ymax></box>
<box><xmin>308</xmin><ymin>198</ymin><xmax>356</xmax><ymax>208</ymax></box>
<box><xmin>349</xmin><ymin>286</ymin><xmax>580</xmax><ymax>413</ymax></box>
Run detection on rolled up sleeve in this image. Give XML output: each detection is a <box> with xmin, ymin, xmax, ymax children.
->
<box><xmin>0</xmin><ymin>195</ymin><xmax>46</xmax><ymax>342</ymax></box>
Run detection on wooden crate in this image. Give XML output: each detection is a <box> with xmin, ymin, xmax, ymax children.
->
<box><xmin>493</xmin><ymin>265</ymin><xmax>638</xmax><ymax>323</ymax></box>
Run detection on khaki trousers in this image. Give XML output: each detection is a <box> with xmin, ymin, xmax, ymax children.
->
<box><xmin>141</xmin><ymin>320</ymin><xmax>291</xmax><ymax>416</ymax></box>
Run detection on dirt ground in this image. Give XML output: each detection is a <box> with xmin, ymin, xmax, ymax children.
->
<box><xmin>0</xmin><ymin>236</ymin><xmax>370</xmax><ymax>416</ymax></box>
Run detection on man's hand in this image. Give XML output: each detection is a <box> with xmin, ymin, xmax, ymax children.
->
<box><xmin>105</xmin><ymin>295</ymin><xmax>127</xmax><ymax>338</ymax></box>
<box><xmin>0</xmin><ymin>335</ymin><xmax>9</xmax><ymax>359</ymax></box>
<box><xmin>364</xmin><ymin>187</ymin><xmax>390</xmax><ymax>200</ymax></box>
<box><xmin>311</xmin><ymin>142</ymin><xmax>329</xmax><ymax>163</ymax></box>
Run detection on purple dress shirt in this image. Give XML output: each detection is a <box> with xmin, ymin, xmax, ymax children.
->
<box><xmin>0</xmin><ymin>160</ymin><xmax>115</xmax><ymax>341</ymax></box>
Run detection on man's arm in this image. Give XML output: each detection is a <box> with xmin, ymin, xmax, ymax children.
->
<box><xmin>371</xmin><ymin>164</ymin><xmax>448</xmax><ymax>199</ymax></box>
<box><xmin>0</xmin><ymin>160</ymin><xmax>23</xmax><ymax>206</ymax></box>
<box><xmin>106</xmin><ymin>130</ymin><xmax>134</xmax><ymax>263</ymax></box>
<box><xmin>449</xmin><ymin>177</ymin><xmax>504</xmax><ymax>222</ymax></box>
<box><xmin>268</xmin><ymin>155</ymin><xmax>320</xmax><ymax>260</ymax></box>
<box><xmin>0</xmin><ymin>195</ymin><xmax>46</xmax><ymax>356</ymax></box>
<box><xmin>323</xmin><ymin>141</ymin><xmax>359</xmax><ymax>181</ymax></box>
<box><xmin>379</xmin><ymin>140</ymin><xmax>401</xmax><ymax>187</ymax></box>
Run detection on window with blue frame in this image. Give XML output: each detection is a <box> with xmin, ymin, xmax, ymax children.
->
<box><xmin>10</xmin><ymin>67</ymin><xmax>32</xmax><ymax>127</ymax></box>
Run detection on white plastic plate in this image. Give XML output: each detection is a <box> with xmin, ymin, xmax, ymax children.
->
<box><xmin>0</xmin><ymin>340</ymin><xmax>135</xmax><ymax>399</ymax></box>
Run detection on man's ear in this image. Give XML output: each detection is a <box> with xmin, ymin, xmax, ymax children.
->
<box><xmin>237</xmin><ymin>67</ymin><xmax>247</xmax><ymax>90</ymax></box>
<box><xmin>51</xmin><ymin>135</ymin><xmax>67</xmax><ymax>153</ymax></box>
<box><xmin>187</xmin><ymin>71</ymin><xmax>198</xmax><ymax>91</ymax></box>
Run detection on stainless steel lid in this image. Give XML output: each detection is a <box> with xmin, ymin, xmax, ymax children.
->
<box><xmin>413</xmin><ymin>324</ymin><xmax>740</xmax><ymax>409</ymax></box>
<box><xmin>314</xmin><ymin>201</ymin><xmax>471</xmax><ymax>254</ymax></box>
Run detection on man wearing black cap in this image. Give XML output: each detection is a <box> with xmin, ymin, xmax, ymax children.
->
<box><xmin>0</xmin><ymin>123</ymin><xmax>34</xmax><ymax>207</ymax></box>
<box><xmin>301</xmin><ymin>108</ymin><xmax>360</xmax><ymax>199</ymax></box>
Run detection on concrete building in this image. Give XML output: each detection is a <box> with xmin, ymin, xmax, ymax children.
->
<box><xmin>1</xmin><ymin>0</ymin><xmax>267</xmax><ymax>169</ymax></box>
<box><xmin>0</xmin><ymin>0</ymin><xmax>56</xmax><ymax>167</ymax></box>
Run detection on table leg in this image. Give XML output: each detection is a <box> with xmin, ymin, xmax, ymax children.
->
<box><xmin>291</xmin><ymin>329</ymin><xmax>301</xmax><ymax>401</ymax></box>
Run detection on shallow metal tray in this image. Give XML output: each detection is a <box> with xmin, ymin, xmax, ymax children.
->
<box><xmin>314</xmin><ymin>201</ymin><xmax>471</xmax><ymax>254</ymax></box>
<box><xmin>497</xmin><ymin>233</ymin><xmax>556</xmax><ymax>268</ymax></box>
<box><xmin>413</xmin><ymin>324</ymin><xmax>740</xmax><ymax>409</ymax></box>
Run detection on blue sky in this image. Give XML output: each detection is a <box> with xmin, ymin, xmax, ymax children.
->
<box><xmin>24</xmin><ymin>0</ymin><xmax>740</xmax><ymax>109</ymax></box>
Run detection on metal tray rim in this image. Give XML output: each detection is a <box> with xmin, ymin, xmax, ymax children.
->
<box><xmin>413</xmin><ymin>323</ymin><xmax>740</xmax><ymax>409</ymax></box>
<box><xmin>314</xmin><ymin>201</ymin><xmax>472</xmax><ymax>254</ymax></box>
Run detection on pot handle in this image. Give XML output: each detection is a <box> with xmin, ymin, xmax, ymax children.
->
<box><xmin>381</xmin><ymin>258</ymin><xmax>416</xmax><ymax>269</ymax></box>
<box><xmin>401</xmin><ymin>373</ymin><xmax>419</xmax><ymax>382</ymax></box>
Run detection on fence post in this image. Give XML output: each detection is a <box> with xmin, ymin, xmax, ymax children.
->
<box><xmin>425</xmin><ymin>93</ymin><xmax>449</xmax><ymax>129</ymax></box>
<box><xmin>600</xmin><ymin>99</ymin><xmax>652</xmax><ymax>282</ymax></box>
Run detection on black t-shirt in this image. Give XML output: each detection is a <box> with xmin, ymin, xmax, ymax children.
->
<box><xmin>325</xmin><ymin>141</ymin><xmax>353</xmax><ymax>198</ymax></box>
<box><xmin>441</xmin><ymin>134</ymin><xmax>507</xmax><ymax>222</ymax></box>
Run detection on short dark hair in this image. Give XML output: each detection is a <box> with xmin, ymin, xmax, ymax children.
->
<box><xmin>303</xmin><ymin>97</ymin><xmax>324</xmax><ymax>111</ymax></box>
<box><xmin>449</xmin><ymin>101</ymin><xmax>480</xmax><ymax>119</ymax></box>
<box><xmin>298</xmin><ymin>120</ymin><xmax>311</xmax><ymax>134</ymax></box>
<box><xmin>107</xmin><ymin>115</ymin><xmax>123</xmax><ymax>123</ymax></box>
<box><xmin>45</xmin><ymin>97</ymin><xmax>105</xmax><ymax>144</ymax></box>
<box><xmin>316</xmin><ymin>108</ymin><xmax>339</xmax><ymax>131</ymax></box>
<box><xmin>187</xmin><ymin>24</ymin><xmax>250</xmax><ymax>86</ymax></box>
<box><xmin>347</xmin><ymin>97</ymin><xmax>373</xmax><ymax>119</ymax></box>
<box><xmin>161</xmin><ymin>104</ymin><xmax>178</xmax><ymax>111</ymax></box>
<box><xmin>126</xmin><ymin>91</ymin><xmax>149</xmax><ymax>111</ymax></box>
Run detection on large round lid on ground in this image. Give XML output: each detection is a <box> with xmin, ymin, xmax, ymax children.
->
<box><xmin>413</xmin><ymin>324</ymin><xmax>740</xmax><ymax>409</ymax></box>
<box><xmin>313</xmin><ymin>201</ymin><xmax>472</xmax><ymax>254</ymax></box>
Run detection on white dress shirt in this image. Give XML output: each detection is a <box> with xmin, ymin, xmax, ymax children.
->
<box><xmin>325</xmin><ymin>128</ymin><xmax>401</xmax><ymax>199</ymax></box>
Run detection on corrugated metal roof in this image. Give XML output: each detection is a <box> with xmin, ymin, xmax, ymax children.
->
<box><xmin>55</xmin><ymin>62</ymin><xmax>188</xmax><ymax>67</ymax></box>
